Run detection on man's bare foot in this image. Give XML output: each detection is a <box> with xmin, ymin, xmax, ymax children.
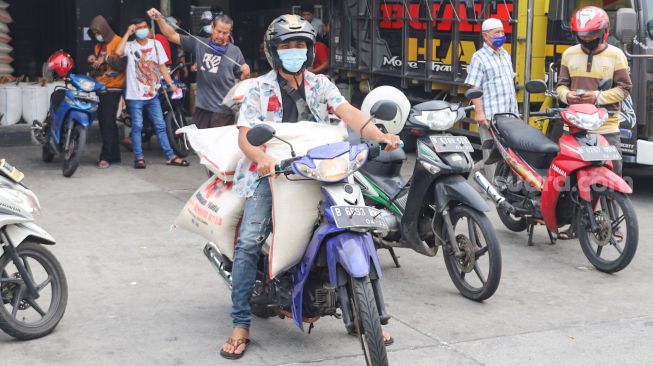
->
<box><xmin>220</xmin><ymin>327</ymin><xmax>250</xmax><ymax>359</ymax></box>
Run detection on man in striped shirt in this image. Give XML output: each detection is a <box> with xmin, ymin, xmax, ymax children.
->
<box><xmin>556</xmin><ymin>6</ymin><xmax>631</xmax><ymax>176</ymax></box>
<box><xmin>465</xmin><ymin>18</ymin><xmax>519</xmax><ymax>176</ymax></box>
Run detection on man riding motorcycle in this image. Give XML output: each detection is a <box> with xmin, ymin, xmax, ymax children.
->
<box><xmin>220</xmin><ymin>14</ymin><xmax>401</xmax><ymax>360</ymax></box>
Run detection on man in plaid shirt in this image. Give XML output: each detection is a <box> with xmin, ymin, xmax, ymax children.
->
<box><xmin>465</xmin><ymin>18</ymin><xmax>519</xmax><ymax>176</ymax></box>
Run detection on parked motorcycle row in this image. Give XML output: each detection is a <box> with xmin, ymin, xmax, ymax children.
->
<box><xmin>1</xmin><ymin>72</ymin><xmax>639</xmax><ymax>366</ymax></box>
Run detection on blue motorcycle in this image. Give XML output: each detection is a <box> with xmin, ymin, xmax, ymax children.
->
<box><xmin>203</xmin><ymin>103</ymin><xmax>398</xmax><ymax>365</ymax></box>
<box><xmin>33</xmin><ymin>74</ymin><xmax>105</xmax><ymax>177</ymax></box>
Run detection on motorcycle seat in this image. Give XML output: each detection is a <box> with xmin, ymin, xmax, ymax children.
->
<box><xmin>359</xmin><ymin>171</ymin><xmax>406</xmax><ymax>199</ymax></box>
<box><xmin>495</xmin><ymin>115</ymin><xmax>560</xmax><ymax>154</ymax></box>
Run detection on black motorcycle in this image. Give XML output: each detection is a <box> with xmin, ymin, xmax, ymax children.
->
<box><xmin>353</xmin><ymin>89</ymin><xmax>502</xmax><ymax>301</ymax></box>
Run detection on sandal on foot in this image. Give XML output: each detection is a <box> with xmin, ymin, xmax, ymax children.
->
<box><xmin>558</xmin><ymin>230</ymin><xmax>577</xmax><ymax>240</ymax></box>
<box><xmin>97</xmin><ymin>160</ymin><xmax>110</xmax><ymax>169</ymax></box>
<box><xmin>614</xmin><ymin>230</ymin><xmax>624</xmax><ymax>243</ymax></box>
<box><xmin>219</xmin><ymin>337</ymin><xmax>250</xmax><ymax>360</ymax></box>
<box><xmin>348</xmin><ymin>330</ymin><xmax>394</xmax><ymax>347</ymax></box>
<box><xmin>166</xmin><ymin>156</ymin><xmax>190</xmax><ymax>167</ymax></box>
<box><xmin>134</xmin><ymin>158</ymin><xmax>146</xmax><ymax>169</ymax></box>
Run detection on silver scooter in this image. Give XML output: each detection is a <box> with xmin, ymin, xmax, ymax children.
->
<box><xmin>0</xmin><ymin>159</ymin><xmax>68</xmax><ymax>340</ymax></box>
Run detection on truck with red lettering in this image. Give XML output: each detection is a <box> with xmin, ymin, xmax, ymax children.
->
<box><xmin>329</xmin><ymin>0</ymin><xmax>653</xmax><ymax>164</ymax></box>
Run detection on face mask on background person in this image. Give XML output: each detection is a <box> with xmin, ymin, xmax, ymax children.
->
<box><xmin>492</xmin><ymin>35</ymin><xmax>506</xmax><ymax>48</ymax></box>
<box><xmin>277</xmin><ymin>48</ymin><xmax>307</xmax><ymax>73</ymax></box>
<box><xmin>95</xmin><ymin>34</ymin><xmax>104</xmax><ymax>43</ymax></box>
<box><xmin>135</xmin><ymin>28</ymin><xmax>149</xmax><ymax>40</ymax></box>
<box><xmin>203</xmin><ymin>25</ymin><xmax>212</xmax><ymax>34</ymax></box>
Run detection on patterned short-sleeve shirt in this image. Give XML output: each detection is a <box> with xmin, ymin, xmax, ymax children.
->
<box><xmin>234</xmin><ymin>70</ymin><xmax>347</xmax><ymax>197</ymax></box>
<box><xmin>465</xmin><ymin>44</ymin><xmax>519</xmax><ymax>120</ymax></box>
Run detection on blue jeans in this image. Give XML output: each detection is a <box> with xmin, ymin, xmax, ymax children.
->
<box><xmin>230</xmin><ymin>178</ymin><xmax>273</xmax><ymax>329</ymax></box>
<box><xmin>126</xmin><ymin>98</ymin><xmax>175</xmax><ymax>160</ymax></box>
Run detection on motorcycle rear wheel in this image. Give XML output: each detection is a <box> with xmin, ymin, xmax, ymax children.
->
<box><xmin>577</xmin><ymin>188</ymin><xmax>638</xmax><ymax>273</ymax></box>
<box><xmin>0</xmin><ymin>242</ymin><xmax>68</xmax><ymax>340</ymax></box>
<box><xmin>165</xmin><ymin>107</ymin><xmax>189</xmax><ymax>158</ymax></box>
<box><xmin>349</xmin><ymin>276</ymin><xmax>388</xmax><ymax>366</ymax></box>
<box><xmin>441</xmin><ymin>205</ymin><xmax>502</xmax><ymax>301</ymax></box>
<box><xmin>494</xmin><ymin>161</ymin><xmax>529</xmax><ymax>232</ymax></box>
<box><xmin>62</xmin><ymin>124</ymin><xmax>87</xmax><ymax>178</ymax></box>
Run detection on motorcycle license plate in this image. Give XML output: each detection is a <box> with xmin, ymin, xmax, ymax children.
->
<box><xmin>77</xmin><ymin>92</ymin><xmax>98</xmax><ymax>102</ymax></box>
<box><xmin>430</xmin><ymin>135</ymin><xmax>474</xmax><ymax>153</ymax></box>
<box><xmin>330</xmin><ymin>206</ymin><xmax>388</xmax><ymax>230</ymax></box>
<box><xmin>578</xmin><ymin>145</ymin><xmax>622</xmax><ymax>161</ymax></box>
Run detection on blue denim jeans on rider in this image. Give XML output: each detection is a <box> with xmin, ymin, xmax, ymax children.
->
<box><xmin>126</xmin><ymin>98</ymin><xmax>175</xmax><ymax>160</ymax></box>
<box><xmin>231</xmin><ymin>178</ymin><xmax>273</xmax><ymax>329</ymax></box>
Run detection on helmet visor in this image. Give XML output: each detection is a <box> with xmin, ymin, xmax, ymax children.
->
<box><xmin>575</xmin><ymin>29</ymin><xmax>604</xmax><ymax>39</ymax></box>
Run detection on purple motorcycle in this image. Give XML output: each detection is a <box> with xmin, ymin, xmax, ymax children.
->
<box><xmin>204</xmin><ymin>103</ymin><xmax>399</xmax><ymax>366</ymax></box>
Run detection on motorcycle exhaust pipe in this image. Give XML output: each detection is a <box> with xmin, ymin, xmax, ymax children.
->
<box><xmin>203</xmin><ymin>242</ymin><xmax>233</xmax><ymax>289</ymax></box>
<box><xmin>473</xmin><ymin>172</ymin><xmax>516</xmax><ymax>214</ymax></box>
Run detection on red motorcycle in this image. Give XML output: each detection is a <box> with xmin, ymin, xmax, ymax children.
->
<box><xmin>474</xmin><ymin>79</ymin><xmax>638</xmax><ymax>273</ymax></box>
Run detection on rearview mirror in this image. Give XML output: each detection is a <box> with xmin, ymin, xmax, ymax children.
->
<box><xmin>246</xmin><ymin>124</ymin><xmax>276</xmax><ymax>146</ymax></box>
<box><xmin>598</xmin><ymin>78</ymin><xmax>613</xmax><ymax>91</ymax></box>
<box><xmin>615</xmin><ymin>8</ymin><xmax>637</xmax><ymax>43</ymax></box>
<box><xmin>464</xmin><ymin>89</ymin><xmax>483</xmax><ymax>100</ymax></box>
<box><xmin>370</xmin><ymin>100</ymin><xmax>398</xmax><ymax>121</ymax></box>
<box><xmin>525</xmin><ymin>80</ymin><xmax>547</xmax><ymax>94</ymax></box>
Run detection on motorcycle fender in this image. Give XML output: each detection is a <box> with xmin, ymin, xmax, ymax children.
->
<box><xmin>326</xmin><ymin>232</ymin><xmax>381</xmax><ymax>288</ymax></box>
<box><xmin>4</xmin><ymin>222</ymin><xmax>56</xmax><ymax>245</ymax></box>
<box><xmin>66</xmin><ymin>111</ymin><xmax>91</xmax><ymax>129</ymax></box>
<box><xmin>434</xmin><ymin>175</ymin><xmax>490</xmax><ymax>213</ymax></box>
<box><xmin>576</xmin><ymin>167</ymin><xmax>633</xmax><ymax>202</ymax></box>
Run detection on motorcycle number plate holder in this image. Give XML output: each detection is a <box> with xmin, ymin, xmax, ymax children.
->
<box><xmin>429</xmin><ymin>135</ymin><xmax>474</xmax><ymax>153</ymax></box>
<box><xmin>330</xmin><ymin>206</ymin><xmax>388</xmax><ymax>230</ymax></box>
<box><xmin>577</xmin><ymin>145</ymin><xmax>622</xmax><ymax>161</ymax></box>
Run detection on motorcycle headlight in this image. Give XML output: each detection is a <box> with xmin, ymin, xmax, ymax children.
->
<box><xmin>294</xmin><ymin>149</ymin><xmax>368</xmax><ymax>182</ymax></box>
<box><xmin>412</xmin><ymin>109</ymin><xmax>458</xmax><ymax>131</ymax></box>
<box><xmin>0</xmin><ymin>186</ymin><xmax>41</xmax><ymax>216</ymax></box>
<box><xmin>564</xmin><ymin>111</ymin><xmax>606</xmax><ymax>131</ymax></box>
<box><xmin>79</xmin><ymin>79</ymin><xmax>96</xmax><ymax>92</ymax></box>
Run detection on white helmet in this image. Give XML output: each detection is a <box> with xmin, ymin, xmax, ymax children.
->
<box><xmin>360</xmin><ymin>86</ymin><xmax>410</xmax><ymax>135</ymax></box>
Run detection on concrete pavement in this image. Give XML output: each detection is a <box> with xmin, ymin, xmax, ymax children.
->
<box><xmin>0</xmin><ymin>142</ymin><xmax>652</xmax><ymax>366</ymax></box>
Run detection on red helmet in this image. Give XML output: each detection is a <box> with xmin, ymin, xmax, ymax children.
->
<box><xmin>47</xmin><ymin>51</ymin><xmax>74</xmax><ymax>77</ymax></box>
<box><xmin>571</xmin><ymin>6</ymin><xmax>610</xmax><ymax>43</ymax></box>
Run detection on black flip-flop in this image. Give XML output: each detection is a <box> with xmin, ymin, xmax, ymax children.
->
<box><xmin>219</xmin><ymin>338</ymin><xmax>250</xmax><ymax>360</ymax></box>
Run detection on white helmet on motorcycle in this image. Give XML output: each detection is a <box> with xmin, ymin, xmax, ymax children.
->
<box><xmin>360</xmin><ymin>86</ymin><xmax>410</xmax><ymax>135</ymax></box>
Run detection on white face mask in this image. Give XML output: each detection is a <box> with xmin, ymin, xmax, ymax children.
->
<box><xmin>202</xmin><ymin>25</ymin><xmax>212</xmax><ymax>34</ymax></box>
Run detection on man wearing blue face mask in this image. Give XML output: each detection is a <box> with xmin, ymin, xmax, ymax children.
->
<box><xmin>149</xmin><ymin>8</ymin><xmax>250</xmax><ymax>129</ymax></box>
<box><xmin>465</xmin><ymin>17</ymin><xmax>518</xmax><ymax>178</ymax></box>
<box><xmin>217</xmin><ymin>14</ymin><xmax>400</xmax><ymax>360</ymax></box>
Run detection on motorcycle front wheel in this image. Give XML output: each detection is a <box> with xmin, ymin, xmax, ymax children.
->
<box><xmin>165</xmin><ymin>107</ymin><xmax>189</xmax><ymax>158</ymax></box>
<box><xmin>577</xmin><ymin>188</ymin><xmax>638</xmax><ymax>273</ymax></box>
<box><xmin>0</xmin><ymin>242</ymin><xmax>68</xmax><ymax>340</ymax></box>
<box><xmin>349</xmin><ymin>276</ymin><xmax>388</xmax><ymax>366</ymax></box>
<box><xmin>62</xmin><ymin>124</ymin><xmax>87</xmax><ymax>177</ymax></box>
<box><xmin>441</xmin><ymin>205</ymin><xmax>502</xmax><ymax>301</ymax></box>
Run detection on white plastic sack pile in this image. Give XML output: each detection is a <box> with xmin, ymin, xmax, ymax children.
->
<box><xmin>176</xmin><ymin>122</ymin><xmax>348</xmax><ymax>278</ymax></box>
